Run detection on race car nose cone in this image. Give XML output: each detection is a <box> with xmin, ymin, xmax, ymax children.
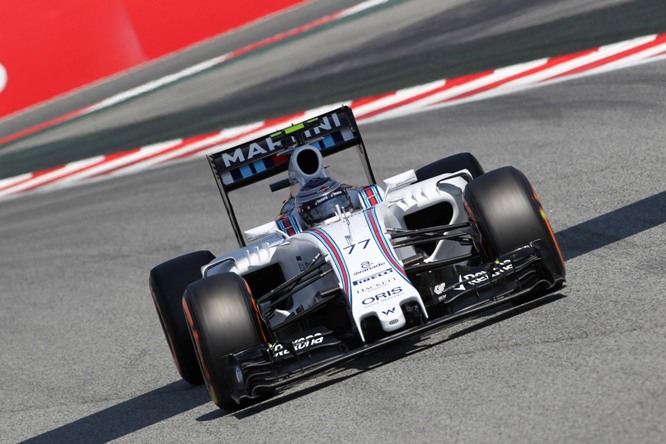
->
<box><xmin>376</xmin><ymin>304</ymin><xmax>407</xmax><ymax>332</ymax></box>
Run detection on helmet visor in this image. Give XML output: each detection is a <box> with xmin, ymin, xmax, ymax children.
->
<box><xmin>300</xmin><ymin>190</ymin><xmax>352</xmax><ymax>226</ymax></box>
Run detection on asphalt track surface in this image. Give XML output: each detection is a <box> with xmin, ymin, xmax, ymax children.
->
<box><xmin>2</xmin><ymin>1</ymin><xmax>666</xmax><ymax>443</ymax></box>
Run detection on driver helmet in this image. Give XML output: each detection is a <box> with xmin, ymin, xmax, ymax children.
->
<box><xmin>295</xmin><ymin>177</ymin><xmax>353</xmax><ymax>227</ymax></box>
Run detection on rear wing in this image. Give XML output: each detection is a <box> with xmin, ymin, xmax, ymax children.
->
<box><xmin>207</xmin><ymin>106</ymin><xmax>376</xmax><ymax>246</ymax></box>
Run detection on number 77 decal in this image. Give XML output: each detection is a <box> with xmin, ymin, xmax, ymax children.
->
<box><xmin>343</xmin><ymin>238</ymin><xmax>370</xmax><ymax>254</ymax></box>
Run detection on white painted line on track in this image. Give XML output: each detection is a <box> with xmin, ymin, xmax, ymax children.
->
<box><xmin>86</xmin><ymin>57</ymin><xmax>230</xmax><ymax>112</ymax></box>
<box><xmin>360</xmin><ymin>60</ymin><xmax>550</xmax><ymax>124</ymax></box>
<box><xmin>353</xmin><ymin>81</ymin><xmax>446</xmax><ymax>120</ymax></box>
<box><xmin>338</xmin><ymin>0</ymin><xmax>391</xmax><ymax>18</ymax></box>
<box><xmin>0</xmin><ymin>157</ymin><xmax>104</xmax><ymax>197</ymax></box>
<box><xmin>63</xmin><ymin>140</ymin><xmax>184</xmax><ymax>181</ymax></box>
<box><xmin>0</xmin><ymin>172</ymin><xmax>33</xmax><ymax>191</ymax></box>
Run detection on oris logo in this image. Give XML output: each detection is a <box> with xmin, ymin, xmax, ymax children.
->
<box><xmin>0</xmin><ymin>63</ymin><xmax>7</xmax><ymax>93</ymax></box>
<box><xmin>362</xmin><ymin>287</ymin><xmax>403</xmax><ymax>306</ymax></box>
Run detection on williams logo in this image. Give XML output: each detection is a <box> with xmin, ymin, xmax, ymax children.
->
<box><xmin>362</xmin><ymin>287</ymin><xmax>403</xmax><ymax>306</ymax></box>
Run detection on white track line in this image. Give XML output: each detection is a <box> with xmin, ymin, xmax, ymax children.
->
<box><xmin>80</xmin><ymin>0</ymin><xmax>394</xmax><ymax>115</ymax></box>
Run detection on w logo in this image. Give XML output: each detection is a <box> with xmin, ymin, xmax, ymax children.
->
<box><xmin>382</xmin><ymin>307</ymin><xmax>396</xmax><ymax>316</ymax></box>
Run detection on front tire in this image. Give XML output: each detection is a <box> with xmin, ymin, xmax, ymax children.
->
<box><xmin>415</xmin><ymin>152</ymin><xmax>484</xmax><ymax>182</ymax></box>
<box><xmin>183</xmin><ymin>272</ymin><xmax>266</xmax><ymax>410</ymax></box>
<box><xmin>463</xmin><ymin>167</ymin><xmax>565</xmax><ymax>280</ymax></box>
<box><xmin>149</xmin><ymin>250</ymin><xmax>215</xmax><ymax>385</ymax></box>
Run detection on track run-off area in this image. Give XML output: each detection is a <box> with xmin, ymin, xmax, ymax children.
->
<box><xmin>1</xmin><ymin>1</ymin><xmax>665</xmax><ymax>442</ymax></box>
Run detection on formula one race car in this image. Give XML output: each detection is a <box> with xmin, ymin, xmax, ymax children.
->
<box><xmin>149</xmin><ymin>106</ymin><xmax>566</xmax><ymax>410</ymax></box>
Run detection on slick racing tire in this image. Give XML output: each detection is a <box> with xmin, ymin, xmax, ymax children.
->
<box><xmin>183</xmin><ymin>272</ymin><xmax>267</xmax><ymax>411</ymax></box>
<box><xmin>149</xmin><ymin>250</ymin><xmax>215</xmax><ymax>385</ymax></box>
<box><xmin>463</xmin><ymin>167</ymin><xmax>566</xmax><ymax>281</ymax></box>
<box><xmin>415</xmin><ymin>152</ymin><xmax>484</xmax><ymax>182</ymax></box>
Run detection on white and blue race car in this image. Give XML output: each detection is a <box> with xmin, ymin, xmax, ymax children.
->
<box><xmin>149</xmin><ymin>106</ymin><xmax>566</xmax><ymax>410</ymax></box>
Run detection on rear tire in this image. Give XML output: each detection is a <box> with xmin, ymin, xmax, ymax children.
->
<box><xmin>415</xmin><ymin>152</ymin><xmax>484</xmax><ymax>182</ymax></box>
<box><xmin>149</xmin><ymin>250</ymin><xmax>214</xmax><ymax>385</ymax></box>
<box><xmin>183</xmin><ymin>272</ymin><xmax>266</xmax><ymax>410</ymax></box>
<box><xmin>463</xmin><ymin>167</ymin><xmax>565</xmax><ymax>280</ymax></box>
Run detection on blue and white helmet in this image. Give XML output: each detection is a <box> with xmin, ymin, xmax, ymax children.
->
<box><xmin>295</xmin><ymin>178</ymin><xmax>353</xmax><ymax>227</ymax></box>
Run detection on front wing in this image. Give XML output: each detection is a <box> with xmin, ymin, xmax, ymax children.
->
<box><xmin>219</xmin><ymin>242</ymin><xmax>564</xmax><ymax>405</ymax></box>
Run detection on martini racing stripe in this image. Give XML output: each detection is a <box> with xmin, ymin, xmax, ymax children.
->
<box><xmin>311</xmin><ymin>127</ymin><xmax>354</xmax><ymax>150</ymax></box>
<box><xmin>360</xmin><ymin>185</ymin><xmax>382</xmax><ymax>208</ymax></box>
<box><xmin>306</xmin><ymin>229</ymin><xmax>353</xmax><ymax>305</ymax></box>
<box><xmin>364</xmin><ymin>207</ymin><xmax>408</xmax><ymax>282</ymax></box>
<box><xmin>276</xmin><ymin>216</ymin><xmax>301</xmax><ymax>236</ymax></box>
<box><xmin>229</xmin><ymin>153</ymin><xmax>289</xmax><ymax>182</ymax></box>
